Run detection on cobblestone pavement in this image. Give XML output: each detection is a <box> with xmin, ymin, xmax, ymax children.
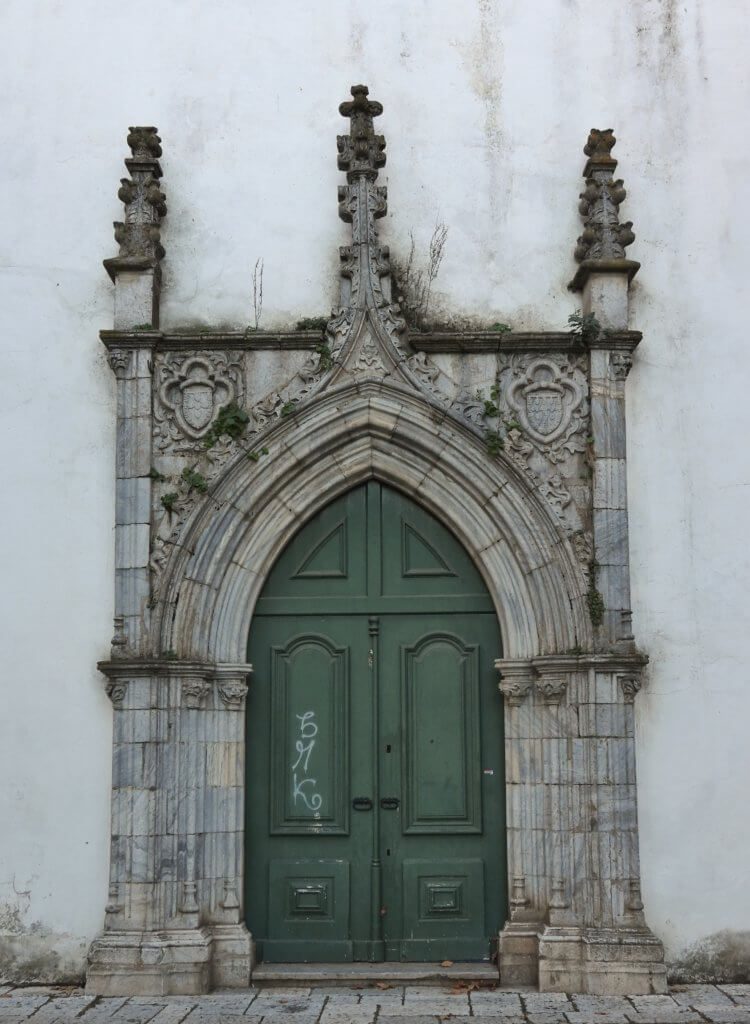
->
<box><xmin>0</xmin><ymin>985</ymin><xmax>749</xmax><ymax>1024</ymax></box>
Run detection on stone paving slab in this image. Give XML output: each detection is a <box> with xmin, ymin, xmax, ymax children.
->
<box><xmin>0</xmin><ymin>983</ymin><xmax>749</xmax><ymax>1023</ymax></box>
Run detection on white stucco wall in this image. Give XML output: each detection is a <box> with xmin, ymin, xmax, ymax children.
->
<box><xmin>1</xmin><ymin>0</ymin><xmax>748</xmax><ymax>981</ymax></box>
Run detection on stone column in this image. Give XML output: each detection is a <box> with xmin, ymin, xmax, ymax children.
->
<box><xmin>496</xmin><ymin>659</ymin><xmax>543</xmax><ymax>985</ymax></box>
<box><xmin>103</xmin><ymin>127</ymin><xmax>167</xmax><ymax>657</ymax></box>
<box><xmin>88</xmin><ymin>662</ymin><xmax>253</xmax><ymax>995</ymax></box>
<box><xmin>498</xmin><ymin>652</ymin><xmax>667</xmax><ymax>995</ymax></box>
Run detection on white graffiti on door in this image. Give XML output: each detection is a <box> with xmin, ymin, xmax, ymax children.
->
<box><xmin>291</xmin><ymin>710</ymin><xmax>323</xmax><ymax>816</ymax></box>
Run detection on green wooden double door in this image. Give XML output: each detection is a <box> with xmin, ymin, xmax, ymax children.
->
<box><xmin>246</xmin><ymin>482</ymin><xmax>506</xmax><ymax>962</ymax></box>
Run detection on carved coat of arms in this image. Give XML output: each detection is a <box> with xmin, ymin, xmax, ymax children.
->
<box><xmin>155</xmin><ymin>353</ymin><xmax>243</xmax><ymax>449</ymax></box>
<box><xmin>507</xmin><ymin>359</ymin><xmax>583</xmax><ymax>445</ymax></box>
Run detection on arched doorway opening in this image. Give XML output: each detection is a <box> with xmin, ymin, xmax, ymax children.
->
<box><xmin>245</xmin><ymin>481</ymin><xmax>507</xmax><ymax>963</ymax></box>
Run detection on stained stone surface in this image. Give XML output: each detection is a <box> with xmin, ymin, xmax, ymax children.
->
<box><xmin>1</xmin><ymin>985</ymin><xmax>749</xmax><ymax>1023</ymax></box>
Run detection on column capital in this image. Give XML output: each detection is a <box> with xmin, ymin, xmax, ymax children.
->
<box><xmin>495</xmin><ymin>658</ymin><xmax>535</xmax><ymax>706</ymax></box>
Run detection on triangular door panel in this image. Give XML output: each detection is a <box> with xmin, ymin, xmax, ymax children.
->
<box><xmin>292</xmin><ymin>520</ymin><xmax>348</xmax><ymax>579</ymax></box>
<box><xmin>402</xmin><ymin>520</ymin><xmax>457</xmax><ymax>578</ymax></box>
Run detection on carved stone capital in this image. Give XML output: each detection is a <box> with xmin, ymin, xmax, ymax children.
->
<box><xmin>618</xmin><ymin>673</ymin><xmax>643</xmax><ymax>703</ymax></box>
<box><xmin>610</xmin><ymin>352</ymin><xmax>634</xmax><ymax>380</ymax></box>
<box><xmin>495</xmin><ymin>658</ymin><xmax>534</xmax><ymax>706</ymax></box>
<box><xmin>104</xmin><ymin>679</ymin><xmax>128</xmax><ymax>708</ymax></box>
<box><xmin>213</xmin><ymin>663</ymin><xmax>253</xmax><ymax>710</ymax></box>
<box><xmin>535</xmin><ymin>674</ymin><xmax>569</xmax><ymax>705</ymax></box>
<box><xmin>181</xmin><ymin>677</ymin><xmax>212</xmax><ymax>709</ymax></box>
<box><xmin>107</xmin><ymin>348</ymin><xmax>132</xmax><ymax>378</ymax></box>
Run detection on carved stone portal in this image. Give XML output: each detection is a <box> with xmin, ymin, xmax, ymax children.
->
<box><xmin>89</xmin><ymin>94</ymin><xmax>665</xmax><ymax>997</ymax></box>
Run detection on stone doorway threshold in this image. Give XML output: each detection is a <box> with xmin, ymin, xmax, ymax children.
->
<box><xmin>252</xmin><ymin>962</ymin><xmax>500</xmax><ymax>985</ymax></box>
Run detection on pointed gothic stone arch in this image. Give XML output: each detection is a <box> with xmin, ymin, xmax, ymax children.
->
<box><xmin>159</xmin><ymin>379</ymin><xmax>591</xmax><ymax>664</ymax></box>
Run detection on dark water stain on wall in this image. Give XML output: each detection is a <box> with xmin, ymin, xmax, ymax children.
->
<box><xmin>668</xmin><ymin>930</ymin><xmax>750</xmax><ymax>984</ymax></box>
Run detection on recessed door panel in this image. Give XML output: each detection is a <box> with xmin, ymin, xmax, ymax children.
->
<box><xmin>269</xmin><ymin>634</ymin><xmax>349</xmax><ymax>834</ymax></box>
<box><xmin>402</xmin><ymin>633</ymin><xmax>482</xmax><ymax>833</ymax></box>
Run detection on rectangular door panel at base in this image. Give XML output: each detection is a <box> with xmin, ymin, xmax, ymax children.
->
<box><xmin>245</xmin><ymin>483</ymin><xmax>507</xmax><ymax>963</ymax></box>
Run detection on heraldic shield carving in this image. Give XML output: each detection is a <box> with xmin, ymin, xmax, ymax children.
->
<box><xmin>156</xmin><ymin>354</ymin><xmax>242</xmax><ymax>443</ymax></box>
<box><xmin>507</xmin><ymin>358</ymin><xmax>584</xmax><ymax>445</ymax></box>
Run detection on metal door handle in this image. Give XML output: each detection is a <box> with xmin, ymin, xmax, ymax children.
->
<box><xmin>352</xmin><ymin>797</ymin><xmax>373</xmax><ymax>811</ymax></box>
<box><xmin>380</xmin><ymin>797</ymin><xmax>400</xmax><ymax>809</ymax></box>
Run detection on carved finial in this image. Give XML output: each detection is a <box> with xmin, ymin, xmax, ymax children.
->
<box><xmin>337</xmin><ymin>85</ymin><xmax>386</xmax><ymax>181</ymax></box>
<box><xmin>583</xmin><ymin>128</ymin><xmax>617</xmax><ymax>166</ymax></box>
<box><xmin>126</xmin><ymin>126</ymin><xmax>163</xmax><ymax>160</ymax></box>
<box><xmin>570</xmin><ymin>128</ymin><xmax>639</xmax><ymax>290</ymax></box>
<box><xmin>105</xmin><ymin>126</ymin><xmax>167</xmax><ymax>282</ymax></box>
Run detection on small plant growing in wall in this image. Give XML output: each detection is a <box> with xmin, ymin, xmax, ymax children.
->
<box><xmin>181</xmin><ymin>467</ymin><xmax>209</xmax><ymax>494</ymax></box>
<box><xmin>246</xmin><ymin>446</ymin><xmax>269</xmax><ymax>463</ymax></box>
<box><xmin>161</xmin><ymin>492</ymin><xmax>179</xmax><ymax>514</ymax></box>
<box><xmin>280</xmin><ymin>398</ymin><xmax>299</xmax><ymax>417</ymax></box>
<box><xmin>203</xmin><ymin>401</ymin><xmax>250</xmax><ymax>449</ymax></box>
<box><xmin>315</xmin><ymin>342</ymin><xmax>333</xmax><ymax>372</ymax></box>
<box><xmin>250</xmin><ymin>257</ymin><xmax>264</xmax><ymax>331</ymax></box>
<box><xmin>568</xmin><ymin>309</ymin><xmax>602</xmax><ymax>346</ymax></box>
<box><xmin>586</xmin><ymin>559</ymin><xmax>605</xmax><ymax>627</ymax></box>
<box><xmin>490</xmin><ymin>322</ymin><xmax>512</xmax><ymax>333</ymax></box>
<box><xmin>485</xmin><ymin>428</ymin><xmax>505</xmax><ymax>457</ymax></box>
<box><xmin>296</xmin><ymin>317</ymin><xmax>329</xmax><ymax>332</ymax></box>
<box><xmin>391</xmin><ymin>220</ymin><xmax>449</xmax><ymax>331</ymax></box>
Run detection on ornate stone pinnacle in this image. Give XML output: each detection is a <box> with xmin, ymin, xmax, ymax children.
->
<box><xmin>569</xmin><ymin>128</ymin><xmax>639</xmax><ymax>291</ymax></box>
<box><xmin>337</xmin><ymin>84</ymin><xmax>386</xmax><ymax>181</ymax></box>
<box><xmin>105</xmin><ymin>126</ymin><xmax>167</xmax><ymax>281</ymax></box>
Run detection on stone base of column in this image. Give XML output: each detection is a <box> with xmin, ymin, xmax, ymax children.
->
<box><xmin>538</xmin><ymin>923</ymin><xmax>667</xmax><ymax>995</ymax></box>
<box><xmin>498</xmin><ymin>920</ymin><xmax>541</xmax><ymax>986</ymax></box>
<box><xmin>538</xmin><ymin>924</ymin><xmax>584</xmax><ymax>992</ymax></box>
<box><xmin>210</xmin><ymin>923</ymin><xmax>254</xmax><ymax>988</ymax></box>
<box><xmin>86</xmin><ymin>929</ymin><xmax>213</xmax><ymax>996</ymax></box>
<box><xmin>580</xmin><ymin>926</ymin><xmax>667</xmax><ymax>995</ymax></box>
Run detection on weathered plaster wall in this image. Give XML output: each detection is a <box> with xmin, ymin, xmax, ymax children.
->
<box><xmin>0</xmin><ymin>0</ymin><xmax>748</xmax><ymax>982</ymax></box>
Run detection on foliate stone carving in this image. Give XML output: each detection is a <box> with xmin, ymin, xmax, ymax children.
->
<box><xmin>106</xmin><ymin>126</ymin><xmax>167</xmax><ymax>275</ymax></box>
<box><xmin>572</xmin><ymin>530</ymin><xmax>594</xmax><ymax>566</ymax></box>
<box><xmin>536</xmin><ymin>674</ymin><xmax>569</xmax><ymax>705</ymax></box>
<box><xmin>507</xmin><ymin>358</ymin><xmax>585</xmax><ymax>447</ymax></box>
<box><xmin>217</xmin><ymin>679</ymin><xmax>249</xmax><ymax>709</ymax></box>
<box><xmin>498</xmin><ymin>676</ymin><xmax>533</xmax><ymax>707</ymax></box>
<box><xmin>611</xmin><ymin>352</ymin><xmax>633</xmax><ymax>380</ymax></box>
<box><xmin>619</xmin><ymin>674</ymin><xmax>643</xmax><ymax>703</ymax></box>
<box><xmin>181</xmin><ymin>678</ymin><xmax>211</xmax><ymax>709</ymax></box>
<box><xmin>154</xmin><ymin>353</ymin><xmax>243</xmax><ymax>450</ymax></box>
<box><xmin>496</xmin><ymin>660</ymin><xmax>535</xmax><ymax>707</ymax></box>
<box><xmin>353</xmin><ymin>338</ymin><xmax>387</xmax><ymax>378</ymax></box>
<box><xmin>571</xmin><ymin>128</ymin><xmax>639</xmax><ymax>289</ymax></box>
<box><xmin>539</xmin><ymin>474</ymin><xmax>572</xmax><ymax>515</ymax></box>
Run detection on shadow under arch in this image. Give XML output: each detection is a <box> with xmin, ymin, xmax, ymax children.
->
<box><xmin>158</xmin><ymin>379</ymin><xmax>591</xmax><ymax>663</ymax></box>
